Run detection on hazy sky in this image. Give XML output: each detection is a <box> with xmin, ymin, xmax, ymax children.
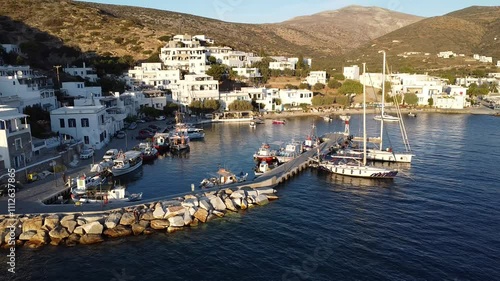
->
<box><xmin>79</xmin><ymin>0</ymin><xmax>498</xmax><ymax>23</ymax></box>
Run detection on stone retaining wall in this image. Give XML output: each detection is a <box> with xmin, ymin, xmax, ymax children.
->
<box><xmin>0</xmin><ymin>187</ymin><xmax>278</xmax><ymax>249</ymax></box>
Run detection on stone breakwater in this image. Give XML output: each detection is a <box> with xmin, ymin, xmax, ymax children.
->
<box><xmin>0</xmin><ymin>188</ymin><xmax>278</xmax><ymax>249</ymax></box>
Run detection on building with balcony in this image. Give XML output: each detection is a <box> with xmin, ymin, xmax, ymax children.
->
<box><xmin>126</xmin><ymin>63</ymin><xmax>180</xmax><ymax>90</ymax></box>
<box><xmin>279</xmin><ymin>89</ymin><xmax>313</xmax><ymax>107</ymax></box>
<box><xmin>61</xmin><ymin>81</ymin><xmax>102</xmax><ymax>98</ymax></box>
<box><xmin>50</xmin><ymin>105</ymin><xmax>112</xmax><ymax>150</ymax></box>
<box><xmin>0</xmin><ymin>106</ymin><xmax>32</xmax><ymax>170</ymax></box>
<box><xmin>269</xmin><ymin>61</ymin><xmax>296</xmax><ymax>71</ymax></box>
<box><xmin>173</xmin><ymin>74</ymin><xmax>219</xmax><ymax>108</ymax></box>
<box><xmin>304</xmin><ymin>71</ymin><xmax>327</xmax><ymax>86</ymax></box>
<box><xmin>343</xmin><ymin>65</ymin><xmax>360</xmax><ymax>80</ymax></box>
<box><xmin>63</xmin><ymin>63</ymin><xmax>99</xmax><ymax>82</ymax></box>
<box><xmin>233</xmin><ymin>67</ymin><xmax>262</xmax><ymax>79</ymax></box>
<box><xmin>0</xmin><ymin>65</ymin><xmax>57</xmax><ymax>112</ymax></box>
<box><xmin>159</xmin><ymin>35</ymin><xmax>209</xmax><ymax>74</ymax></box>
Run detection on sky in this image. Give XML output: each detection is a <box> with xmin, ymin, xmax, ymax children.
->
<box><xmin>79</xmin><ymin>0</ymin><xmax>498</xmax><ymax>23</ymax></box>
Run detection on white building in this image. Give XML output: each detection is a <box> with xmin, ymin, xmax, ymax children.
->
<box><xmin>279</xmin><ymin>89</ymin><xmax>313</xmax><ymax>106</ymax></box>
<box><xmin>63</xmin><ymin>63</ymin><xmax>99</xmax><ymax>82</ymax></box>
<box><xmin>174</xmin><ymin>74</ymin><xmax>219</xmax><ymax>107</ymax></box>
<box><xmin>288</xmin><ymin>57</ymin><xmax>312</xmax><ymax>68</ymax></box>
<box><xmin>0</xmin><ymin>106</ymin><xmax>32</xmax><ymax>170</ymax></box>
<box><xmin>437</xmin><ymin>51</ymin><xmax>456</xmax><ymax>58</ymax></box>
<box><xmin>126</xmin><ymin>63</ymin><xmax>180</xmax><ymax>90</ymax></box>
<box><xmin>50</xmin><ymin>106</ymin><xmax>113</xmax><ymax>150</ymax></box>
<box><xmin>218</xmin><ymin>88</ymin><xmax>255</xmax><ymax>111</ymax></box>
<box><xmin>0</xmin><ymin>65</ymin><xmax>57</xmax><ymax>112</ymax></box>
<box><xmin>61</xmin><ymin>82</ymin><xmax>102</xmax><ymax>98</ymax></box>
<box><xmin>206</xmin><ymin>47</ymin><xmax>251</xmax><ymax>68</ymax></box>
<box><xmin>304</xmin><ymin>71</ymin><xmax>327</xmax><ymax>86</ymax></box>
<box><xmin>269</xmin><ymin>61</ymin><xmax>296</xmax><ymax>71</ymax></box>
<box><xmin>159</xmin><ymin>35</ymin><xmax>208</xmax><ymax>74</ymax></box>
<box><xmin>1</xmin><ymin>44</ymin><xmax>21</xmax><ymax>54</ymax></box>
<box><xmin>343</xmin><ymin>65</ymin><xmax>360</xmax><ymax>80</ymax></box>
<box><xmin>433</xmin><ymin>93</ymin><xmax>468</xmax><ymax>109</ymax></box>
<box><xmin>497</xmin><ymin>61</ymin><xmax>500</xmax><ymax>67</ymax></box>
<box><xmin>233</xmin><ymin>67</ymin><xmax>262</xmax><ymax>79</ymax></box>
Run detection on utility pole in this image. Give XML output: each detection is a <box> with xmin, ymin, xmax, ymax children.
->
<box><xmin>54</xmin><ymin>65</ymin><xmax>62</xmax><ymax>88</ymax></box>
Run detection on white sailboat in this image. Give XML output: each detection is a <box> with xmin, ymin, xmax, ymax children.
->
<box><xmin>318</xmin><ymin>63</ymin><xmax>398</xmax><ymax>179</ymax></box>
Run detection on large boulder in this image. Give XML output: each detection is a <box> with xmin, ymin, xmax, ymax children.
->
<box><xmin>82</xmin><ymin>221</ymin><xmax>103</xmax><ymax>235</ymax></box>
<box><xmin>150</xmin><ymin>220</ymin><xmax>170</xmax><ymax>230</ymax></box>
<box><xmin>210</xmin><ymin>196</ymin><xmax>226</xmax><ymax>211</ymax></box>
<box><xmin>119</xmin><ymin>212</ymin><xmax>136</xmax><ymax>226</ymax></box>
<box><xmin>79</xmin><ymin>234</ymin><xmax>104</xmax><ymax>245</ymax></box>
<box><xmin>232</xmin><ymin>198</ymin><xmax>242</xmax><ymax>208</ymax></box>
<box><xmin>255</xmin><ymin>194</ymin><xmax>270</xmax><ymax>206</ymax></box>
<box><xmin>77</xmin><ymin>215</ymin><xmax>105</xmax><ymax>225</ymax></box>
<box><xmin>213</xmin><ymin>210</ymin><xmax>225</xmax><ymax>218</ymax></box>
<box><xmin>131</xmin><ymin>223</ymin><xmax>145</xmax><ymax>236</ymax></box>
<box><xmin>153</xmin><ymin>202</ymin><xmax>165</xmax><ymax>219</ymax></box>
<box><xmin>189</xmin><ymin>218</ymin><xmax>199</xmax><ymax>227</ymax></box>
<box><xmin>266</xmin><ymin>194</ymin><xmax>279</xmax><ymax>201</ymax></box>
<box><xmin>19</xmin><ymin>230</ymin><xmax>37</xmax><ymax>240</ymax></box>
<box><xmin>199</xmin><ymin>199</ymin><xmax>213</xmax><ymax>211</ymax></box>
<box><xmin>165</xmin><ymin>206</ymin><xmax>186</xmax><ymax>219</ymax></box>
<box><xmin>183</xmin><ymin>210</ymin><xmax>192</xmax><ymax>226</ymax></box>
<box><xmin>22</xmin><ymin>216</ymin><xmax>43</xmax><ymax>232</ymax></box>
<box><xmin>27</xmin><ymin>230</ymin><xmax>48</xmax><ymax>248</ymax></box>
<box><xmin>230</xmin><ymin>190</ymin><xmax>246</xmax><ymax>199</ymax></box>
<box><xmin>73</xmin><ymin>226</ymin><xmax>85</xmax><ymax>235</ymax></box>
<box><xmin>140</xmin><ymin>211</ymin><xmax>155</xmax><ymax>221</ymax></box>
<box><xmin>194</xmin><ymin>208</ymin><xmax>208</xmax><ymax>223</ymax></box>
<box><xmin>167</xmin><ymin>226</ymin><xmax>184</xmax><ymax>233</ymax></box>
<box><xmin>61</xmin><ymin>215</ymin><xmax>75</xmax><ymax>222</ymax></box>
<box><xmin>105</xmin><ymin>213</ymin><xmax>122</xmax><ymax>229</ymax></box>
<box><xmin>104</xmin><ymin>225</ymin><xmax>132</xmax><ymax>238</ymax></box>
<box><xmin>181</xmin><ymin>198</ymin><xmax>199</xmax><ymax>208</ymax></box>
<box><xmin>168</xmin><ymin>216</ymin><xmax>185</xmax><ymax>227</ymax></box>
<box><xmin>257</xmin><ymin>188</ymin><xmax>276</xmax><ymax>195</ymax></box>
<box><xmin>224</xmin><ymin>198</ymin><xmax>237</xmax><ymax>212</ymax></box>
<box><xmin>240</xmin><ymin>199</ymin><xmax>248</xmax><ymax>210</ymax></box>
<box><xmin>49</xmin><ymin>226</ymin><xmax>70</xmax><ymax>240</ymax></box>
<box><xmin>246</xmin><ymin>190</ymin><xmax>258</xmax><ymax>197</ymax></box>
<box><xmin>43</xmin><ymin>215</ymin><xmax>60</xmax><ymax>231</ymax></box>
<box><xmin>65</xmin><ymin>233</ymin><xmax>80</xmax><ymax>247</ymax></box>
<box><xmin>61</xmin><ymin>219</ymin><xmax>77</xmax><ymax>233</ymax></box>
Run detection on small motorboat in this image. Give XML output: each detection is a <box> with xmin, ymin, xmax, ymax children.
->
<box><xmin>408</xmin><ymin>112</ymin><xmax>417</xmax><ymax>117</ymax></box>
<box><xmin>272</xmin><ymin>119</ymin><xmax>286</xmax><ymax>125</ymax></box>
<box><xmin>249</xmin><ymin>121</ymin><xmax>256</xmax><ymax>128</ymax></box>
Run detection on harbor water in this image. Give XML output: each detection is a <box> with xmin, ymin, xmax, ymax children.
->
<box><xmin>4</xmin><ymin>113</ymin><xmax>500</xmax><ymax>281</ymax></box>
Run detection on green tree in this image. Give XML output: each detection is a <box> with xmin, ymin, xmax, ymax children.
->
<box><xmin>334</xmin><ymin>95</ymin><xmax>350</xmax><ymax>107</ymax></box>
<box><xmin>23</xmin><ymin>105</ymin><xmax>50</xmax><ymax>138</ymax></box>
<box><xmin>203</xmin><ymin>99</ymin><xmax>221</xmax><ymax>112</ymax></box>
<box><xmin>228</xmin><ymin>100</ymin><xmax>253</xmax><ymax>111</ymax></box>
<box><xmin>328</xmin><ymin>79</ymin><xmax>342</xmax><ymax>89</ymax></box>
<box><xmin>404</xmin><ymin>93</ymin><xmax>419</xmax><ymax>105</ymax></box>
<box><xmin>468</xmin><ymin>83</ymin><xmax>489</xmax><ymax>97</ymax></box>
<box><xmin>298</xmin><ymin>83</ymin><xmax>310</xmax><ymax>90</ymax></box>
<box><xmin>333</xmin><ymin>73</ymin><xmax>345</xmax><ymax>81</ymax></box>
<box><xmin>273</xmin><ymin>98</ymin><xmax>282</xmax><ymax>106</ymax></box>
<box><xmin>208</xmin><ymin>56</ymin><xmax>217</xmax><ymax>65</ymax></box>
<box><xmin>251</xmin><ymin>57</ymin><xmax>275</xmax><ymax>83</ymax></box>
<box><xmin>428</xmin><ymin>97</ymin><xmax>434</xmax><ymax>106</ymax></box>
<box><xmin>285</xmin><ymin>84</ymin><xmax>298</xmax><ymax>90</ymax></box>
<box><xmin>313</xmin><ymin>83</ymin><xmax>325</xmax><ymax>91</ymax></box>
<box><xmin>206</xmin><ymin>64</ymin><xmax>228</xmax><ymax>81</ymax></box>
<box><xmin>189</xmin><ymin>100</ymin><xmax>203</xmax><ymax>114</ymax></box>
<box><xmin>311</xmin><ymin>95</ymin><xmax>334</xmax><ymax>106</ymax></box>
<box><xmin>338</xmin><ymin>80</ymin><xmax>363</xmax><ymax>95</ymax></box>
<box><xmin>163</xmin><ymin>102</ymin><xmax>179</xmax><ymax>116</ymax></box>
<box><xmin>140</xmin><ymin>106</ymin><xmax>162</xmax><ymax>117</ymax></box>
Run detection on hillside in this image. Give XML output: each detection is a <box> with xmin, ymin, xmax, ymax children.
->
<box><xmin>0</xmin><ymin>0</ymin><xmax>422</xmax><ymax>69</ymax></box>
<box><xmin>341</xmin><ymin>6</ymin><xmax>500</xmax><ymax>72</ymax></box>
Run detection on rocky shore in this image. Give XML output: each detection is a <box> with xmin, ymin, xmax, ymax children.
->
<box><xmin>0</xmin><ymin>187</ymin><xmax>278</xmax><ymax>249</ymax></box>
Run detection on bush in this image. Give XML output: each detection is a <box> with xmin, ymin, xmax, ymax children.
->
<box><xmin>328</xmin><ymin>79</ymin><xmax>342</xmax><ymax>89</ymax></box>
<box><xmin>313</xmin><ymin>83</ymin><xmax>325</xmax><ymax>91</ymax></box>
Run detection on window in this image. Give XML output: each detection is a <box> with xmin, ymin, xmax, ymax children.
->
<box><xmin>84</xmin><ymin>136</ymin><xmax>89</xmax><ymax>144</ymax></box>
<box><xmin>59</xmin><ymin>118</ymin><xmax>65</xmax><ymax>128</ymax></box>
<box><xmin>68</xmin><ymin>118</ymin><xmax>76</xmax><ymax>128</ymax></box>
<box><xmin>15</xmin><ymin>138</ymin><xmax>22</xmax><ymax>150</ymax></box>
<box><xmin>81</xmin><ymin>118</ymin><xmax>89</xmax><ymax>127</ymax></box>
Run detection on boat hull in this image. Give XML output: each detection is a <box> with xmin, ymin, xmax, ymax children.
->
<box><xmin>111</xmin><ymin>159</ymin><xmax>143</xmax><ymax>176</ymax></box>
<box><xmin>319</xmin><ymin>162</ymin><xmax>398</xmax><ymax>179</ymax></box>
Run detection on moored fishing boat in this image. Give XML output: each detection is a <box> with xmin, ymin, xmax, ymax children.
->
<box><xmin>254</xmin><ymin>160</ymin><xmax>280</xmax><ymax>177</ymax></box>
<box><xmin>169</xmin><ymin>134</ymin><xmax>190</xmax><ymax>151</ymax></box>
<box><xmin>72</xmin><ymin>185</ymin><xmax>143</xmax><ymax>203</ymax></box>
<box><xmin>253</xmin><ymin>143</ymin><xmax>277</xmax><ymax>163</ymax></box>
<box><xmin>199</xmin><ymin>168</ymin><xmax>248</xmax><ymax>188</ymax></box>
<box><xmin>275</xmin><ymin>141</ymin><xmax>302</xmax><ymax>164</ymax></box>
<box><xmin>272</xmin><ymin>119</ymin><xmax>286</xmax><ymax>124</ymax></box>
<box><xmin>110</xmin><ymin>150</ymin><xmax>143</xmax><ymax>176</ymax></box>
<box><xmin>152</xmin><ymin>133</ymin><xmax>170</xmax><ymax>152</ymax></box>
<box><xmin>136</xmin><ymin>142</ymin><xmax>158</xmax><ymax>161</ymax></box>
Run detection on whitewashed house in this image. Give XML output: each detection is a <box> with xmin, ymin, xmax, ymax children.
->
<box><xmin>50</xmin><ymin>105</ymin><xmax>113</xmax><ymax>150</ymax></box>
<box><xmin>269</xmin><ymin>61</ymin><xmax>296</xmax><ymax>71</ymax></box>
<box><xmin>63</xmin><ymin>63</ymin><xmax>99</xmax><ymax>82</ymax></box>
<box><xmin>173</xmin><ymin>74</ymin><xmax>219</xmax><ymax>107</ymax></box>
<box><xmin>233</xmin><ymin>67</ymin><xmax>262</xmax><ymax>79</ymax></box>
<box><xmin>288</xmin><ymin>57</ymin><xmax>312</xmax><ymax>68</ymax></box>
<box><xmin>61</xmin><ymin>82</ymin><xmax>102</xmax><ymax>98</ymax></box>
<box><xmin>159</xmin><ymin>35</ymin><xmax>208</xmax><ymax>74</ymax></box>
<box><xmin>0</xmin><ymin>65</ymin><xmax>57</xmax><ymax>112</ymax></box>
<box><xmin>343</xmin><ymin>65</ymin><xmax>360</xmax><ymax>80</ymax></box>
<box><xmin>218</xmin><ymin>88</ymin><xmax>255</xmax><ymax>111</ymax></box>
<box><xmin>279</xmin><ymin>89</ymin><xmax>313</xmax><ymax>107</ymax></box>
<box><xmin>1</xmin><ymin>44</ymin><xmax>21</xmax><ymax>54</ymax></box>
<box><xmin>0</xmin><ymin>106</ymin><xmax>32</xmax><ymax>170</ymax></box>
<box><xmin>434</xmin><ymin>86</ymin><xmax>469</xmax><ymax>109</ymax></box>
<box><xmin>437</xmin><ymin>51</ymin><xmax>456</xmax><ymax>58</ymax></box>
<box><xmin>126</xmin><ymin>63</ymin><xmax>180</xmax><ymax>90</ymax></box>
<box><xmin>304</xmin><ymin>71</ymin><xmax>327</xmax><ymax>86</ymax></box>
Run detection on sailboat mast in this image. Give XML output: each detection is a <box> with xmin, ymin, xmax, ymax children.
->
<box><xmin>379</xmin><ymin>50</ymin><xmax>386</xmax><ymax>151</ymax></box>
<box><xmin>363</xmin><ymin>63</ymin><xmax>367</xmax><ymax>166</ymax></box>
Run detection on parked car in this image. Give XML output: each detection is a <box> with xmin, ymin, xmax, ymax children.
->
<box><xmin>116</xmin><ymin>130</ymin><xmax>126</xmax><ymax>139</ymax></box>
<box><xmin>141</xmin><ymin>127</ymin><xmax>155</xmax><ymax>134</ymax></box>
<box><xmin>79</xmin><ymin>147</ymin><xmax>95</xmax><ymax>159</ymax></box>
<box><xmin>148</xmin><ymin>124</ymin><xmax>161</xmax><ymax>131</ymax></box>
<box><xmin>136</xmin><ymin>119</ymin><xmax>146</xmax><ymax>123</ymax></box>
<box><xmin>103</xmin><ymin>149</ymin><xmax>119</xmax><ymax>160</ymax></box>
<box><xmin>136</xmin><ymin>131</ymin><xmax>154</xmax><ymax>140</ymax></box>
<box><xmin>155</xmin><ymin>115</ymin><xmax>166</xmax><ymax>121</ymax></box>
<box><xmin>127</xmin><ymin>122</ymin><xmax>138</xmax><ymax>130</ymax></box>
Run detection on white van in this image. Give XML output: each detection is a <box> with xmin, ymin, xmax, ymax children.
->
<box><xmin>103</xmin><ymin>149</ymin><xmax>119</xmax><ymax>160</ymax></box>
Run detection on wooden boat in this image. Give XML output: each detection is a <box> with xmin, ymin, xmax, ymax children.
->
<box><xmin>253</xmin><ymin>143</ymin><xmax>277</xmax><ymax>162</ymax></box>
<box><xmin>136</xmin><ymin>142</ymin><xmax>158</xmax><ymax>161</ymax></box>
<box><xmin>152</xmin><ymin>133</ymin><xmax>170</xmax><ymax>152</ymax></box>
<box><xmin>110</xmin><ymin>151</ymin><xmax>143</xmax><ymax>176</ymax></box>
<box><xmin>199</xmin><ymin>168</ymin><xmax>248</xmax><ymax>188</ymax></box>
<box><xmin>169</xmin><ymin>134</ymin><xmax>190</xmax><ymax>151</ymax></box>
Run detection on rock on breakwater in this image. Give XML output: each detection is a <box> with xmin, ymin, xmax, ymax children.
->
<box><xmin>0</xmin><ymin>187</ymin><xmax>278</xmax><ymax>249</ymax></box>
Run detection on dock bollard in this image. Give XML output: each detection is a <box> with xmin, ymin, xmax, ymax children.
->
<box><xmin>191</xmin><ymin>184</ymin><xmax>195</xmax><ymax>192</ymax></box>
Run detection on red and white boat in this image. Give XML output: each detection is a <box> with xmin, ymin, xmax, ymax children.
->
<box><xmin>137</xmin><ymin>142</ymin><xmax>159</xmax><ymax>161</ymax></box>
<box><xmin>253</xmin><ymin>143</ymin><xmax>277</xmax><ymax>163</ymax></box>
<box><xmin>272</xmin><ymin>119</ymin><xmax>286</xmax><ymax>124</ymax></box>
<box><xmin>152</xmin><ymin>133</ymin><xmax>170</xmax><ymax>152</ymax></box>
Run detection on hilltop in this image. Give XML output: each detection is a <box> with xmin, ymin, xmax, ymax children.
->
<box><xmin>0</xmin><ymin>0</ymin><xmax>422</xmax><ymax>69</ymax></box>
<box><xmin>341</xmin><ymin>6</ymin><xmax>500</xmax><ymax>72</ymax></box>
